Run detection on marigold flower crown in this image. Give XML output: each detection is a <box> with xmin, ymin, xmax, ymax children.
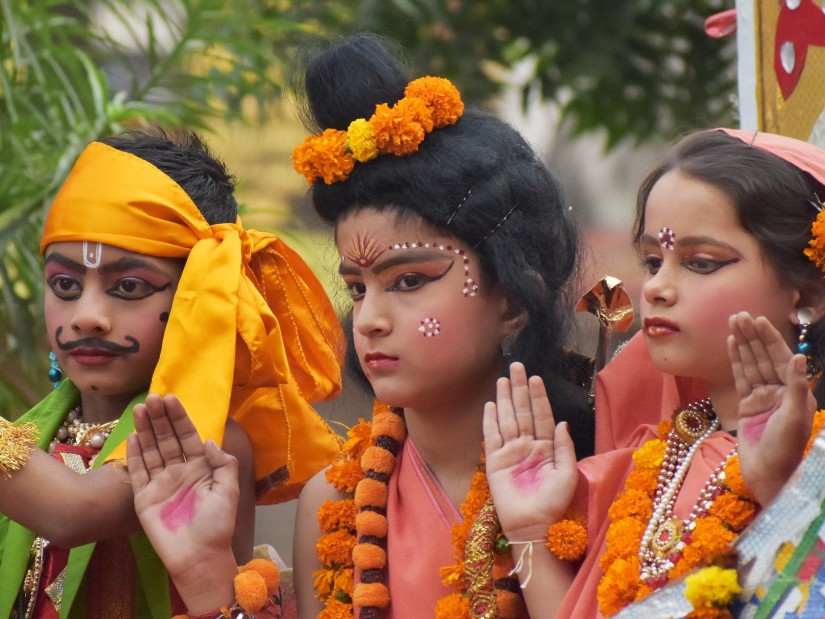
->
<box><xmin>292</xmin><ymin>76</ymin><xmax>464</xmax><ymax>185</ymax></box>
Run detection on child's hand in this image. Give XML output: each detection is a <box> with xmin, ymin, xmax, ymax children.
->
<box><xmin>484</xmin><ymin>362</ymin><xmax>578</xmax><ymax>542</ymax></box>
<box><xmin>728</xmin><ymin>312</ymin><xmax>815</xmax><ymax>505</ymax></box>
<box><xmin>127</xmin><ymin>394</ymin><xmax>238</xmax><ymax>603</ymax></box>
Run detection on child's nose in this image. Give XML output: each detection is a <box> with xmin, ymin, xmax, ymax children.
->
<box><xmin>70</xmin><ymin>294</ymin><xmax>112</xmax><ymax>334</ymax></box>
<box><xmin>642</xmin><ymin>267</ymin><xmax>677</xmax><ymax>306</ymax></box>
<box><xmin>354</xmin><ymin>292</ymin><xmax>391</xmax><ymax>337</ymax></box>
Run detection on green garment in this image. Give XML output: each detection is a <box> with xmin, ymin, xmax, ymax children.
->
<box><xmin>0</xmin><ymin>381</ymin><xmax>172</xmax><ymax>618</ymax></box>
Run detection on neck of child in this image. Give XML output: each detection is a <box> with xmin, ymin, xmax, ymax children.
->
<box><xmin>706</xmin><ymin>381</ymin><xmax>740</xmax><ymax>433</ymax></box>
<box><xmin>403</xmin><ymin>388</ymin><xmax>493</xmax><ymax>509</ymax></box>
<box><xmin>79</xmin><ymin>391</ymin><xmax>137</xmax><ymax>424</ymax></box>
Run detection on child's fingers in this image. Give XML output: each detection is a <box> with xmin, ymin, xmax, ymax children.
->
<box><xmin>143</xmin><ymin>394</ymin><xmax>185</xmax><ymax>466</ymax></box>
<box><xmin>126</xmin><ymin>432</ymin><xmax>150</xmax><ymax>491</ymax></box>
<box><xmin>528</xmin><ymin>375</ymin><xmax>555</xmax><ymax>441</ymax></box>
<box><xmin>204</xmin><ymin>439</ymin><xmax>240</xmax><ymax>501</ymax></box>
<box><xmin>509</xmin><ymin>362</ymin><xmax>535</xmax><ymax>437</ymax></box>
<box><xmin>162</xmin><ymin>395</ymin><xmax>205</xmax><ymax>461</ymax></box>
<box><xmin>483</xmin><ymin>401</ymin><xmax>504</xmax><ymax>453</ymax></box>
<box><xmin>132</xmin><ymin>402</ymin><xmax>165</xmax><ymax>476</ymax></box>
<box><xmin>754</xmin><ymin>316</ymin><xmax>795</xmax><ymax>372</ymax></box>
<box><xmin>728</xmin><ymin>335</ymin><xmax>752</xmax><ymax>398</ymax></box>
<box><xmin>730</xmin><ymin>313</ymin><xmax>774</xmax><ymax>386</ymax></box>
<box><xmin>495</xmin><ymin>376</ymin><xmax>519</xmax><ymax>441</ymax></box>
<box><xmin>553</xmin><ymin>422</ymin><xmax>578</xmax><ymax>480</ymax></box>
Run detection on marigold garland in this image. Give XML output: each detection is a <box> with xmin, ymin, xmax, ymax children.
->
<box><xmin>595</xmin><ymin>417</ymin><xmax>758</xmax><ymax>617</ymax></box>
<box><xmin>293</xmin><ymin>76</ymin><xmax>464</xmax><ymax>185</ymax></box>
<box><xmin>314</xmin><ymin>400</ymin><xmax>534</xmax><ymax>618</ymax></box>
<box><xmin>805</xmin><ymin>209</ymin><xmax>825</xmax><ymax>273</ymax></box>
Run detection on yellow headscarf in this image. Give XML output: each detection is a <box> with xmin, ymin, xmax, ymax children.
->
<box><xmin>41</xmin><ymin>141</ymin><xmax>344</xmax><ymax>503</ymax></box>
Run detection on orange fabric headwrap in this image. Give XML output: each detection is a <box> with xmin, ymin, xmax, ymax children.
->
<box><xmin>41</xmin><ymin>141</ymin><xmax>344</xmax><ymax>503</ymax></box>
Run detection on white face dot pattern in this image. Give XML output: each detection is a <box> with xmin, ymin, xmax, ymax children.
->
<box><xmin>388</xmin><ymin>241</ymin><xmax>479</xmax><ymax>297</ymax></box>
<box><xmin>418</xmin><ymin>317</ymin><xmax>441</xmax><ymax>337</ymax></box>
<box><xmin>657</xmin><ymin>227</ymin><xmax>676</xmax><ymax>251</ymax></box>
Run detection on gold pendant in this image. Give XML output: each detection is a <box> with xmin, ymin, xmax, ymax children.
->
<box><xmin>673</xmin><ymin>407</ymin><xmax>714</xmax><ymax>444</ymax></box>
<box><xmin>651</xmin><ymin>518</ymin><xmax>684</xmax><ymax>557</ymax></box>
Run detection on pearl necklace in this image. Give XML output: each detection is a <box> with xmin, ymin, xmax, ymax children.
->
<box><xmin>638</xmin><ymin>398</ymin><xmax>729</xmax><ymax>583</ymax></box>
<box><xmin>48</xmin><ymin>405</ymin><xmax>119</xmax><ymax>453</ymax></box>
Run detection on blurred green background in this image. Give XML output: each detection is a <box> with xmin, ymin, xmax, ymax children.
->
<box><xmin>0</xmin><ymin>0</ymin><xmax>736</xmax><ymax>419</ymax></box>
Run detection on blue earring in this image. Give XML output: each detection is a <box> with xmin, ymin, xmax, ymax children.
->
<box><xmin>797</xmin><ymin>309</ymin><xmax>814</xmax><ymax>379</ymax></box>
<box><xmin>48</xmin><ymin>351</ymin><xmax>62</xmax><ymax>389</ymax></box>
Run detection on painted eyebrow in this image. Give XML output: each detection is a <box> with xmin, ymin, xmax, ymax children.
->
<box><xmin>44</xmin><ymin>252</ymin><xmax>169</xmax><ymax>276</ymax></box>
<box><xmin>338</xmin><ymin>250</ymin><xmax>454</xmax><ymax>277</ymax></box>
<box><xmin>639</xmin><ymin>233</ymin><xmax>741</xmax><ymax>254</ymax></box>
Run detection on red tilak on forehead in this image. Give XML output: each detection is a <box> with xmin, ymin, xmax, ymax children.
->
<box><xmin>344</xmin><ymin>232</ymin><xmax>385</xmax><ymax>267</ymax></box>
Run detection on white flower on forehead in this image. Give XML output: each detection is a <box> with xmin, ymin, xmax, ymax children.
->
<box><xmin>658</xmin><ymin>227</ymin><xmax>676</xmax><ymax>251</ymax></box>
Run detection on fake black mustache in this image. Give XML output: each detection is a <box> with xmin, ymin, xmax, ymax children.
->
<box><xmin>55</xmin><ymin>326</ymin><xmax>140</xmax><ymax>354</ymax></box>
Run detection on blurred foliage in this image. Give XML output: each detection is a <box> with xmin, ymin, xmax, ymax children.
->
<box><xmin>285</xmin><ymin>0</ymin><xmax>738</xmax><ymax>147</ymax></box>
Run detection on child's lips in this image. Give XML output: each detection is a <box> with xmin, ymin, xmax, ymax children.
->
<box><xmin>364</xmin><ymin>352</ymin><xmax>399</xmax><ymax>370</ymax></box>
<box><xmin>70</xmin><ymin>348</ymin><xmax>118</xmax><ymax>365</ymax></box>
<box><xmin>643</xmin><ymin>317</ymin><xmax>680</xmax><ymax>337</ymax></box>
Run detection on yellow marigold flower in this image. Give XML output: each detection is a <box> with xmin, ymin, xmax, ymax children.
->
<box><xmin>332</xmin><ymin>566</ymin><xmax>354</xmax><ymax>596</ymax></box>
<box><xmin>596</xmin><ymin>556</ymin><xmax>642</xmax><ymax>617</ymax></box>
<box><xmin>632</xmin><ymin>438</ymin><xmax>666</xmax><ymax>470</ymax></box>
<box><xmin>686</xmin><ymin>609</ymin><xmax>733</xmax><ymax>619</ymax></box>
<box><xmin>708</xmin><ymin>493</ymin><xmax>757</xmax><ymax>530</ymax></box>
<box><xmin>608</xmin><ymin>489</ymin><xmax>653</xmax><ymax>522</ymax></box>
<box><xmin>316</xmin><ymin>529</ymin><xmax>357</xmax><ymax>566</ymax></box>
<box><xmin>545</xmin><ymin>518</ymin><xmax>588</xmax><ymax>560</ymax></box>
<box><xmin>318</xmin><ymin>597</ymin><xmax>354</xmax><ymax>619</ymax></box>
<box><xmin>405</xmin><ymin>76</ymin><xmax>464</xmax><ymax>127</ymax></box>
<box><xmin>347</xmin><ymin>118</ymin><xmax>379</xmax><ymax>163</ymax></box>
<box><xmin>684</xmin><ymin>566</ymin><xmax>741</xmax><ymax>609</ymax></box>
<box><xmin>434</xmin><ymin>592</ymin><xmax>470</xmax><ymax>619</ymax></box>
<box><xmin>326</xmin><ymin>458</ymin><xmax>363</xmax><ymax>494</ymax></box>
<box><xmin>313</xmin><ymin>567</ymin><xmax>335</xmax><ymax>600</ymax></box>
<box><xmin>371</xmin><ymin>102</ymin><xmax>427</xmax><ymax>156</ymax></box>
<box><xmin>292</xmin><ymin>128</ymin><xmax>354</xmax><ymax>185</ymax></box>
<box><xmin>317</xmin><ymin>498</ymin><xmax>357</xmax><ymax>532</ymax></box>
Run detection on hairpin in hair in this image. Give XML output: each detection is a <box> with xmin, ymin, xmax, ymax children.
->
<box><xmin>810</xmin><ymin>192</ymin><xmax>823</xmax><ymax>213</ymax></box>
<box><xmin>473</xmin><ymin>203</ymin><xmax>519</xmax><ymax>248</ymax></box>
<box><xmin>446</xmin><ymin>187</ymin><xmax>473</xmax><ymax>226</ymax></box>
<box><xmin>748</xmin><ymin>130</ymin><xmax>758</xmax><ymax>146</ymax></box>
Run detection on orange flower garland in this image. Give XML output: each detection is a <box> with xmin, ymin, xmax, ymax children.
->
<box><xmin>315</xmin><ymin>401</ymin><xmax>537</xmax><ymax>618</ymax></box>
<box><xmin>293</xmin><ymin>76</ymin><xmax>464</xmax><ymax>185</ymax></box>
<box><xmin>596</xmin><ymin>416</ymin><xmax>758</xmax><ymax>617</ymax></box>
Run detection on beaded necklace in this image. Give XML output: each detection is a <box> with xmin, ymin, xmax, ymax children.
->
<box><xmin>48</xmin><ymin>404</ymin><xmax>118</xmax><ymax>453</ymax></box>
<box><xmin>315</xmin><ymin>401</ymin><xmax>525</xmax><ymax>619</ymax></box>
<box><xmin>596</xmin><ymin>401</ymin><xmax>759</xmax><ymax>617</ymax></box>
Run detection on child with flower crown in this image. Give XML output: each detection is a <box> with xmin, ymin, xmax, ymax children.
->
<box><xmin>125</xmin><ymin>32</ymin><xmax>596</xmax><ymax>619</ymax></box>
<box><xmin>480</xmin><ymin>128</ymin><xmax>825</xmax><ymax>618</ymax></box>
<box><xmin>0</xmin><ymin>129</ymin><xmax>344</xmax><ymax>618</ymax></box>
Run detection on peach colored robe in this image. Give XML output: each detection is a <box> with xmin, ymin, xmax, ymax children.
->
<box><xmin>558</xmin><ymin>333</ymin><xmax>737</xmax><ymax>618</ymax></box>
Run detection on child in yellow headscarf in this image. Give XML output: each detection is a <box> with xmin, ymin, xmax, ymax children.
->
<box><xmin>0</xmin><ymin>129</ymin><xmax>344</xmax><ymax>618</ymax></box>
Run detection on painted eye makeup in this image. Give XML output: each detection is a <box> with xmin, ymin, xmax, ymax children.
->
<box><xmin>47</xmin><ymin>275</ymin><xmax>82</xmax><ymax>300</ymax></box>
<box><xmin>386</xmin><ymin>263</ymin><xmax>453</xmax><ymax>292</ymax></box>
<box><xmin>108</xmin><ymin>278</ymin><xmax>171</xmax><ymax>300</ymax></box>
<box><xmin>682</xmin><ymin>256</ymin><xmax>738</xmax><ymax>274</ymax></box>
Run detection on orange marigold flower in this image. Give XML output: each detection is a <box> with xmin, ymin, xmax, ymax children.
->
<box><xmin>435</xmin><ymin>592</ymin><xmax>470</xmax><ymax>619</ymax></box>
<box><xmin>371</xmin><ymin>102</ymin><xmax>426</xmax><ymax>156</ymax></box>
<box><xmin>318</xmin><ymin>499</ymin><xmax>357</xmax><ymax>532</ymax></box>
<box><xmin>239</xmin><ymin>558</ymin><xmax>280</xmax><ymax>595</ymax></box>
<box><xmin>292</xmin><ymin>129</ymin><xmax>354</xmax><ymax>185</ymax></box>
<box><xmin>720</xmin><ymin>455</ymin><xmax>756</xmax><ymax>501</ymax></box>
<box><xmin>318</xmin><ymin>597</ymin><xmax>354</xmax><ymax>619</ymax></box>
<box><xmin>680</xmin><ymin>518</ymin><xmax>737</xmax><ymax>568</ymax></box>
<box><xmin>405</xmin><ymin>76</ymin><xmax>464</xmax><ymax>127</ymax></box>
<box><xmin>546</xmin><ymin>518</ymin><xmax>588</xmax><ymax>561</ymax></box>
<box><xmin>805</xmin><ymin>212</ymin><xmax>825</xmax><ymax>272</ymax></box>
<box><xmin>608</xmin><ymin>489</ymin><xmax>654</xmax><ymax>522</ymax></box>
<box><xmin>316</xmin><ymin>529</ymin><xmax>357</xmax><ymax>566</ymax></box>
<box><xmin>440</xmin><ymin>560</ymin><xmax>466</xmax><ymax>589</ymax></box>
<box><xmin>354</xmin><ymin>477</ymin><xmax>388</xmax><ymax>509</ymax></box>
<box><xmin>326</xmin><ymin>458</ymin><xmax>363</xmax><ymax>494</ymax></box>
<box><xmin>342</xmin><ymin>419</ymin><xmax>372</xmax><ymax>457</ymax></box>
<box><xmin>353</xmin><ymin>582</ymin><xmax>390</xmax><ymax>608</ymax></box>
<box><xmin>632</xmin><ymin>438</ymin><xmax>666</xmax><ymax>470</ymax></box>
<box><xmin>624</xmin><ymin>468</ymin><xmax>659</xmax><ymax>496</ymax></box>
<box><xmin>603</xmin><ymin>518</ymin><xmax>646</xmax><ymax>563</ymax></box>
<box><xmin>347</xmin><ymin>118</ymin><xmax>379</xmax><ymax>163</ymax></box>
<box><xmin>686</xmin><ymin>609</ymin><xmax>733</xmax><ymax>619</ymax></box>
<box><xmin>708</xmin><ymin>493</ymin><xmax>757</xmax><ymax>530</ymax></box>
<box><xmin>597</xmin><ymin>556</ymin><xmax>642</xmax><ymax>617</ymax></box>
<box><xmin>657</xmin><ymin>419</ymin><xmax>673</xmax><ymax>438</ymax></box>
